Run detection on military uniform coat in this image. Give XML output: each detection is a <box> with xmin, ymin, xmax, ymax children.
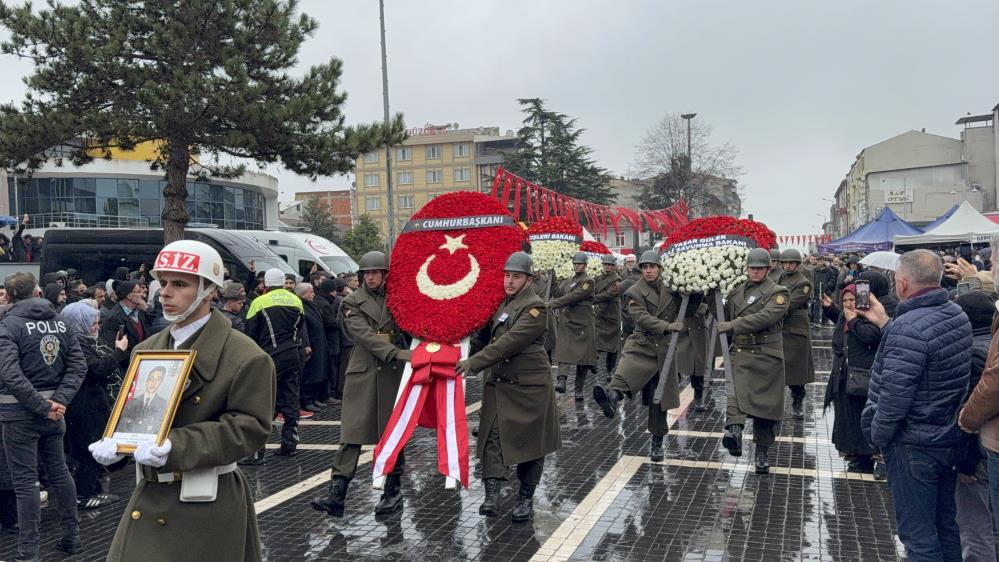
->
<box><xmin>108</xmin><ymin>309</ymin><xmax>276</xmax><ymax>562</ymax></box>
<box><xmin>338</xmin><ymin>284</ymin><xmax>407</xmax><ymax>445</ymax></box>
<box><xmin>677</xmin><ymin>296</ymin><xmax>708</xmax><ymax>378</ymax></box>
<box><xmin>724</xmin><ymin>278</ymin><xmax>790</xmax><ymax>421</ymax></box>
<box><xmin>468</xmin><ymin>286</ymin><xmax>561</xmax><ymax>466</ymax></box>
<box><xmin>615</xmin><ymin>279</ymin><xmax>683</xmax><ymax>411</ymax></box>
<box><xmin>592</xmin><ymin>271</ymin><xmax>623</xmax><ymax>352</ymax></box>
<box><xmin>531</xmin><ymin>273</ymin><xmax>557</xmax><ymax>354</ymax></box>
<box><xmin>779</xmin><ymin>269</ymin><xmax>816</xmax><ymax>386</ymax></box>
<box><xmin>549</xmin><ymin>271</ymin><xmax>597</xmax><ymax>367</ymax></box>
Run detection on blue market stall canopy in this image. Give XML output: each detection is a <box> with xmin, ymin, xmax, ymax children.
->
<box><xmin>919</xmin><ymin>204</ymin><xmax>958</xmax><ymax>232</ymax></box>
<box><xmin>0</xmin><ymin>215</ymin><xmax>17</xmax><ymax>227</ymax></box>
<box><xmin>818</xmin><ymin>207</ymin><xmax>922</xmax><ymax>253</ymax></box>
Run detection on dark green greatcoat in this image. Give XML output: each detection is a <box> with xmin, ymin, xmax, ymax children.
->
<box><xmin>592</xmin><ymin>271</ymin><xmax>623</xmax><ymax>353</ymax></box>
<box><xmin>468</xmin><ymin>285</ymin><xmax>561</xmax><ymax>466</ymax></box>
<box><xmin>338</xmin><ymin>284</ymin><xmax>407</xmax><ymax>445</ymax></box>
<box><xmin>724</xmin><ymin>277</ymin><xmax>790</xmax><ymax>421</ymax></box>
<box><xmin>676</xmin><ymin>297</ymin><xmax>708</xmax><ymax>378</ymax></box>
<box><xmin>615</xmin><ymin>279</ymin><xmax>683</xmax><ymax>411</ymax></box>
<box><xmin>549</xmin><ymin>271</ymin><xmax>597</xmax><ymax>367</ymax></box>
<box><xmin>108</xmin><ymin>309</ymin><xmax>276</xmax><ymax>562</ymax></box>
<box><xmin>531</xmin><ymin>272</ymin><xmax>558</xmax><ymax>354</ymax></box>
<box><xmin>779</xmin><ymin>269</ymin><xmax>816</xmax><ymax>386</ymax></box>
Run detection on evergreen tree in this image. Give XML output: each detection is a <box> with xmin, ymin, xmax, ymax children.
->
<box><xmin>342</xmin><ymin>214</ymin><xmax>384</xmax><ymax>261</ymax></box>
<box><xmin>300</xmin><ymin>194</ymin><xmax>341</xmax><ymax>244</ymax></box>
<box><xmin>503</xmin><ymin>98</ymin><xmax>614</xmax><ymax>206</ymax></box>
<box><xmin>0</xmin><ymin>0</ymin><xmax>405</xmax><ymax>242</ymax></box>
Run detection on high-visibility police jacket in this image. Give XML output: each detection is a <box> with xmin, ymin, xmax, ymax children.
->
<box><xmin>244</xmin><ymin>288</ymin><xmax>304</xmax><ymax>358</ymax></box>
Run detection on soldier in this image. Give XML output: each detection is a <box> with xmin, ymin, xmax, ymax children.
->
<box><xmin>767</xmin><ymin>248</ymin><xmax>783</xmax><ymax>282</ymax></box>
<box><xmin>592</xmin><ymin>250</ymin><xmax>685</xmax><ymax>462</ymax></box>
<box><xmin>548</xmin><ymin>251</ymin><xmax>597</xmax><ymax>401</ymax></box>
<box><xmin>311</xmin><ymin>251</ymin><xmax>412</xmax><ymax>518</ymax></box>
<box><xmin>593</xmin><ymin>254</ymin><xmax>623</xmax><ymax>375</ymax></box>
<box><xmin>677</xmin><ymin>295</ymin><xmax>710</xmax><ymax>411</ymax></box>
<box><xmin>458</xmin><ymin>252</ymin><xmax>561</xmax><ymax>523</ymax></box>
<box><xmin>778</xmin><ymin>249</ymin><xmax>815</xmax><ymax>419</ymax></box>
<box><xmin>530</xmin><ymin>269</ymin><xmax>557</xmax><ymax>359</ymax></box>
<box><xmin>716</xmin><ymin>247</ymin><xmax>790</xmax><ymax>474</ymax></box>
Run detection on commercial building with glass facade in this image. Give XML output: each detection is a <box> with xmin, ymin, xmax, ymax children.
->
<box><xmin>2</xmin><ymin>153</ymin><xmax>279</xmax><ymax>230</ymax></box>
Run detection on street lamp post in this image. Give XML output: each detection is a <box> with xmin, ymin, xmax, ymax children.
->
<box><xmin>379</xmin><ymin>0</ymin><xmax>395</xmax><ymax>249</ymax></box>
<box><xmin>680</xmin><ymin>113</ymin><xmax>696</xmax><ymax>214</ymax></box>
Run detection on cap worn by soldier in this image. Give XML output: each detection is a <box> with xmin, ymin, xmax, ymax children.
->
<box><xmin>504</xmin><ymin>251</ymin><xmax>533</xmax><ymax>275</ymax></box>
<box><xmin>358</xmin><ymin>251</ymin><xmax>389</xmax><ymax>272</ymax></box>
<box><xmin>572</xmin><ymin>252</ymin><xmax>588</xmax><ymax>264</ymax></box>
<box><xmin>780</xmin><ymin>248</ymin><xmax>803</xmax><ymax>263</ymax></box>
<box><xmin>638</xmin><ymin>249</ymin><xmax>661</xmax><ymax>267</ymax></box>
<box><xmin>748</xmin><ymin>248</ymin><xmax>772</xmax><ymax>268</ymax></box>
<box><xmin>600</xmin><ymin>254</ymin><xmax>616</xmax><ymax>266</ymax></box>
<box><xmin>769</xmin><ymin>249</ymin><xmax>780</xmax><ymax>261</ymax></box>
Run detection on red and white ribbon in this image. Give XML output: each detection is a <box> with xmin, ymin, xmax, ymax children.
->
<box><xmin>372</xmin><ymin>338</ymin><xmax>470</xmax><ymax>489</ymax></box>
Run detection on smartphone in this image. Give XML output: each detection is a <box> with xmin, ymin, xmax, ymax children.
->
<box><xmin>855</xmin><ymin>280</ymin><xmax>871</xmax><ymax>310</ymax></box>
<box><xmin>957</xmin><ymin>282</ymin><xmax>971</xmax><ymax>297</ymax></box>
<box><xmin>116</xmin><ymin>326</ymin><xmax>125</xmax><ymax>340</ymax></box>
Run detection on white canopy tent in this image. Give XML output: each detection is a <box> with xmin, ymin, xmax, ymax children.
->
<box><xmin>893</xmin><ymin>201</ymin><xmax>999</xmax><ymax>247</ymax></box>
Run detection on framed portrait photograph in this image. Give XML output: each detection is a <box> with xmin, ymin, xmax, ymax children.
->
<box><xmin>103</xmin><ymin>350</ymin><xmax>197</xmax><ymax>454</ymax></box>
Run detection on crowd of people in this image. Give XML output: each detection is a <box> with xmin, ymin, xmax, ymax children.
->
<box><xmin>2</xmin><ymin>228</ymin><xmax>999</xmax><ymax>562</ymax></box>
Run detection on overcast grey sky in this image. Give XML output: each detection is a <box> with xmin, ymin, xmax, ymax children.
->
<box><xmin>2</xmin><ymin>0</ymin><xmax>998</xmax><ymax>236</ymax></box>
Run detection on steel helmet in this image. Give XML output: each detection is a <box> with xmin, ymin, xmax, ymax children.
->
<box><xmin>748</xmin><ymin>248</ymin><xmax>772</xmax><ymax>268</ymax></box>
<box><xmin>769</xmin><ymin>249</ymin><xmax>780</xmax><ymax>261</ymax></box>
<box><xmin>638</xmin><ymin>250</ymin><xmax>662</xmax><ymax>267</ymax></box>
<box><xmin>601</xmin><ymin>254</ymin><xmax>617</xmax><ymax>265</ymax></box>
<box><xmin>780</xmin><ymin>248</ymin><xmax>803</xmax><ymax>263</ymax></box>
<box><xmin>150</xmin><ymin>240</ymin><xmax>225</xmax><ymax>323</ymax></box>
<box><xmin>571</xmin><ymin>251</ymin><xmax>588</xmax><ymax>265</ymax></box>
<box><xmin>503</xmin><ymin>252</ymin><xmax>533</xmax><ymax>274</ymax></box>
<box><xmin>357</xmin><ymin>251</ymin><xmax>389</xmax><ymax>272</ymax></box>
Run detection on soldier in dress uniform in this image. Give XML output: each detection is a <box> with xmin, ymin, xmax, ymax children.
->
<box><xmin>592</xmin><ymin>255</ymin><xmax>623</xmax><ymax>375</ymax></box>
<box><xmin>677</xmin><ymin>295</ymin><xmax>710</xmax><ymax>411</ymax></box>
<box><xmin>530</xmin><ymin>270</ymin><xmax>557</xmax><ymax>359</ymax></box>
<box><xmin>768</xmin><ymin>248</ymin><xmax>783</xmax><ymax>282</ymax></box>
<box><xmin>459</xmin><ymin>252</ymin><xmax>561</xmax><ymax>523</ymax></box>
<box><xmin>311</xmin><ymin>251</ymin><xmax>412</xmax><ymax>519</ymax></box>
<box><xmin>592</xmin><ymin>250</ymin><xmax>685</xmax><ymax>462</ymax></box>
<box><xmin>716</xmin><ymin>247</ymin><xmax>790</xmax><ymax>474</ymax></box>
<box><xmin>778</xmin><ymin>249</ymin><xmax>816</xmax><ymax>419</ymax></box>
<box><xmin>548</xmin><ymin>252</ymin><xmax>597</xmax><ymax>401</ymax></box>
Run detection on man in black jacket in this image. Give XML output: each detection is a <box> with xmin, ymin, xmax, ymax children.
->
<box><xmin>100</xmin><ymin>280</ymin><xmax>151</xmax><ymax>372</ymax></box>
<box><xmin>314</xmin><ymin>278</ymin><xmax>342</xmax><ymax>404</ymax></box>
<box><xmin>0</xmin><ymin>271</ymin><xmax>87</xmax><ymax>560</ymax></box>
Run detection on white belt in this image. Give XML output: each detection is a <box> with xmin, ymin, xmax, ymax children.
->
<box><xmin>0</xmin><ymin>389</ymin><xmax>54</xmax><ymax>404</ymax></box>
<box><xmin>153</xmin><ymin>462</ymin><xmax>238</xmax><ymax>483</ymax></box>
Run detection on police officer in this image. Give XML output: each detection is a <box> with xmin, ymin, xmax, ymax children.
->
<box><xmin>716</xmin><ymin>248</ymin><xmax>790</xmax><ymax>474</ymax></box>
<box><xmin>592</xmin><ymin>250</ymin><xmax>685</xmax><ymax>462</ymax></box>
<box><xmin>549</xmin><ymin>252</ymin><xmax>598</xmax><ymax>400</ymax></box>
<box><xmin>768</xmin><ymin>248</ymin><xmax>783</xmax><ymax>282</ymax></box>
<box><xmin>593</xmin><ymin>254</ymin><xmax>623</xmax><ymax>375</ymax></box>
<box><xmin>458</xmin><ymin>252</ymin><xmax>561</xmax><ymax>523</ymax></box>
<box><xmin>0</xmin><ymin>271</ymin><xmax>86</xmax><ymax>560</ymax></box>
<box><xmin>244</xmin><ymin>268</ymin><xmax>306</xmax><ymax>457</ymax></box>
<box><xmin>89</xmin><ymin>240</ymin><xmax>276</xmax><ymax>562</ymax></box>
<box><xmin>778</xmin><ymin>249</ymin><xmax>816</xmax><ymax>419</ymax></box>
<box><xmin>312</xmin><ymin>251</ymin><xmax>412</xmax><ymax>518</ymax></box>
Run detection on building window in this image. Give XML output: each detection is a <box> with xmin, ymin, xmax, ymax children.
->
<box><xmin>397</xmin><ymin>147</ymin><xmax>412</xmax><ymax>161</ymax></box>
<box><xmin>615</xmin><ymin>230</ymin><xmax>626</xmax><ymax>247</ymax></box>
<box><xmin>363</xmin><ymin>151</ymin><xmax>379</xmax><ymax>163</ymax></box>
<box><xmin>426</xmin><ymin>145</ymin><xmax>442</xmax><ymax>160</ymax></box>
<box><xmin>364</xmin><ymin>173</ymin><xmax>380</xmax><ymax>187</ymax></box>
<box><xmin>398</xmin><ymin>171</ymin><xmax>413</xmax><ymax>185</ymax></box>
<box><xmin>398</xmin><ymin>194</ymin><xmax>414</xmax><ymax>209</ymax></box>
<box><xmin>365</xmin><ymin>196</ymin><xmax>381</xmax><ymax>211</ymax></box>
<box><xmin>454</xmin><ymin>144</ymin><xmax>469</xmax><ymax>158</ymax></box>
<box><xmin>454</xmin><ymin>167</ymin><xmax>470</xmax><ymax>182</ymax></box>
<box><xmin>426</xmin><ymin>169</ymin><xmax>443</xmax><ymax>184</ymax></box>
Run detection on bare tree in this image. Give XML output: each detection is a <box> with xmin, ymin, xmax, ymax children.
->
<box><xmin>632</xmin><ymin>113</ymin><xmax>742</xmax><ymax>217</ymax></box>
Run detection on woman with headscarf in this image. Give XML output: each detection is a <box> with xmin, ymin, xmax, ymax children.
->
<box><xmin>821</xmin><ymin>272</ymin><xmax>897</xmax><ymax>473</ymax></box>
<box><xmin>43</xmin><ymin>282</ymin><xmax>66</xmax><ymax>311</ymax></box>
<box><xmin>61</xmin><ymin>301</ymin><xmax>129</xmax><ymax>509</ymax></box>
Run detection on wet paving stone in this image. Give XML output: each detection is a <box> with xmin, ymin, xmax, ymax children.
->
<box><xmin>1</xmin><ymin>325</ymin><xmax>905</xmax><ymax>561</ymax></box>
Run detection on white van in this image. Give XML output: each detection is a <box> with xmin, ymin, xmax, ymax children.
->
<box><xmin>243</xmin><ymin>230</ymin><xmax>358</xmax><ymax>276</ymax></box>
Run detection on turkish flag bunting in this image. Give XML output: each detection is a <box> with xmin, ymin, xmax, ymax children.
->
<box><xmin>491</xmin><ymin>167</ymin><xmax>504</xmax><ymax>198</ymax></box>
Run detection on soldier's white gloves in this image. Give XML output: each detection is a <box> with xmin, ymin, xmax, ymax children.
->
<box><xmin>89</xmin><ymin>438</ymin><xmax>124</xmax><ymax>466</ymax></box>
<box><xmin>135</xmin><ymin>439</ymin><xmax>172</xmax><ymax>468</ymax></box>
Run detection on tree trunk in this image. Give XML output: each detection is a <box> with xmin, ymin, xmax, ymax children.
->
<box><xmin>162</xmin><ymin>140</ymin><xmax>191</xmax><ymax>244</ymax></box>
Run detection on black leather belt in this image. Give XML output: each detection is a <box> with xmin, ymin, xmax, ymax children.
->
<box><xmin>734</xmin><ymin>334</ymin><xmax>780</xmax><ymax>346</ymax></box>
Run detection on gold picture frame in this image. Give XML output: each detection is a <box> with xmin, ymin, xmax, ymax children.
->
<box><xmin>103</xmin><ymin>350</ymin><xmax>197</xmax><ymax>454</ymax></box>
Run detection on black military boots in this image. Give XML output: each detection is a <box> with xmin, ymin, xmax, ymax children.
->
<box><xmin>311</xmin><ymin>476</ymin><xmax>350</xmax><ymax>517</ymax></box>
<box><xmin>592</xmin><ymin>385</ymin><xmax>622</xmax><ymax>419</ymax></box>
<box><xmin>722</xmin><ymin>424</ymin><xmax>743</xmax><ymax>457</ymax></box>
<box><xmin>479</xmin><ymin>479</ymin><xmax>501</xmax><ymax>516</ymax></box>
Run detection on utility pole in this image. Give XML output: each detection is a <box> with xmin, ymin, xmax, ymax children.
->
<box><xmin>681</xmin><ymin>113</ymin><xmax>696</xmax><ymax>214</ymax></box>
<box><xmin>379</xmin><ymin>0</ymin><xmax>395</xmax><ymax>249</ymax></box>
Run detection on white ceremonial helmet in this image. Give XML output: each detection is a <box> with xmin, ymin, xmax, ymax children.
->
<box><xmin>150</xmin><ymin>239</ymin><xmax>225</xmax><ymax>323</ymax></box>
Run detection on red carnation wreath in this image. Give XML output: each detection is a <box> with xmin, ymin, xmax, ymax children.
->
<box><xmin>580</xmin><ymin>240</ymin><xmax>611</xmax><ymax>254</ymax></box>
<box><xmin>376</xmin><ymin>191</ymin><xmax>524</xmax><ymax>490</ymax></box>
<box><xmin>664</xmin><ymin>216</ymin><xmax>776</xmax><ymax>250</ymax></box>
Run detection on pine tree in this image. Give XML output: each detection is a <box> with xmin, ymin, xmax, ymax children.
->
<box><xmin>342</xmin><ymin>214</ymin><xmax>384</xmax><ymax>262</ymax></box>
<box><xmin>0</xmin><ymin>0</ymin><xmax>406</xmax><ymax>242</ymax></box>
<box><xmin>503</xmin><ymin>98</ymin><xmax>614</xmax><ymax>206</ymax></box>
<box><xmin>301</xmin><ymin>195</ymin><xmax>342</xmax><ymax>244</ymax></box>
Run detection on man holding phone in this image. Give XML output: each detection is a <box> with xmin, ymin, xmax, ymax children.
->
<box><xmin>100</xmin><ymin>280</ymin><xmax>151</xmax><ymax>371</ymax></box>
